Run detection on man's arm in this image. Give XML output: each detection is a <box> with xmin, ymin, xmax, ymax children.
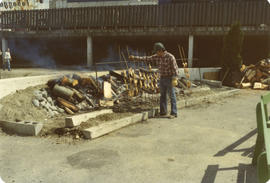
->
<box><xmin>129</xmin><ymin>54</ymin><xmax>158</xmax><ymax>63</ymax></box>
<box><xmin>171</xmin><ymin>56</ymin><xmax>179</xmax><ymax>76</ymax></box>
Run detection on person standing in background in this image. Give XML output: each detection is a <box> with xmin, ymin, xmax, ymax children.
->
<box><xmin>3</xmin><ymin>48</ymin><xmax>12</xmax><ymax>71</ymax></box>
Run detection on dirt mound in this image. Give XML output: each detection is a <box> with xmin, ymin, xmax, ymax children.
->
<box><xmin>0</xmin><ymin>85</ymin><xmax>50</xmax><ymax>122</ymax></box>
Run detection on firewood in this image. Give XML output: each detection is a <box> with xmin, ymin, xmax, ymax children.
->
<box><xmin>57</xmin><ymin>97</ymin><xmax>79</xmax><ymax>112</ymax></box>
<box><xmin>109</xmin><ymin>70</ymin><xmax>125</xmax><ymax>81</ymax></box>
<box><xmin>71</xmin><ymin>88</ymin><xmax>85</xmax><ymax>102</ymax></box>
<box><xmin>52</xmin><ymin>84</ymin><xmax>74</xmax><ymax>101</ymax></box>
<box><xmin>85</xmin><ymin>95</ymin><xmax>96</xmax><ymax>107</ymax></box>
<box><xmin>99</xmin><ymin>99</ymin><xmax>114</xmax><ymax>107</ymax></box>
<box><xmin>253</xmin><ymin>82</ymin><xmax>268</xmax><ymax>90</ymax></box>
<box><xmin>255</xmin><ymin>69</ymin><xmax>263</xmax><ymax>81</ymax></box>
<box><xmin>64</xmin><ymin>107</ymin><xmax>74</xmax><ymax>115</ymax></box>
<box><xmin>246</xmin><ymin>69</ymin><xmax>256</xmax><ymax>81</ymax></box>
<box><xmin>241</xmin><ymin>82</ymin><xmax>251</xmax><ymax>88</ymax></box>
<box><xmin>61</xmin><ymin>76</ymin><xmax>78</xmax><ymax>87</ymax></box>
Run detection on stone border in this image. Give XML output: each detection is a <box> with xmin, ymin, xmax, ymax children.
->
<box><xmin>81</xmin><ymin>88</ymin><xmax>239</xmax><ymax>140</ymax></box>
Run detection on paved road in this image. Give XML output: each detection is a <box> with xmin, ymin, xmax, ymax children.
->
<box><xmin>0</xmin><ymin>89</ymin><xmax>266</xmax><ymax>183</ymax></box>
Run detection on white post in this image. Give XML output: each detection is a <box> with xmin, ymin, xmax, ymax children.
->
<box><xmin>188</xmin><ymin>35</ymin><xmax>194</xmax><ymax>68</ymax></box>
<box><xmin>87</xmin><ymin>36</ymin><xmax>93</xmax><ymax>67</ymax></box>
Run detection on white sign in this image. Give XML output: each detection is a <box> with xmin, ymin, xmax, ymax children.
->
<box><xmin>0</xmin><ymin>0</ymin><xmax>49</xmax><ymax>11</ymax></box>
<box><xmin>268</xmin><ymin>0</ymin><xmax>270</xmax><ymax>4</ymax></box>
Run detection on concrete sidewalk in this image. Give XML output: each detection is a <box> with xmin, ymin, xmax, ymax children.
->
<box><xmin>0</xmin><ymin>89</ymin><xmax>264</xmax><ymax>183</ymax></box>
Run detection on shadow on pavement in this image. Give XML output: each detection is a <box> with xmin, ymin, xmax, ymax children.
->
<box><xmin>201</xmin><ymin>164</ymin><xmax>257</xmax><ymax>183</ymax></box>
<box><xmin>214</xmin><ymin>129</ymin><xmax>257</xmax><ymax>157</ymax></box>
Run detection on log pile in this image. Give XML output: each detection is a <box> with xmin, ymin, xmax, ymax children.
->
<box><xmin>238</xmin><ymin>59</ymin><xmax>270</xmax><ymax>90</ymax></box>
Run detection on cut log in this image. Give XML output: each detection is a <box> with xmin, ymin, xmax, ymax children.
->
<box><xmin>71</xmin><ymin>88</ymin><xmax>85</xmax><ymax>102</ymax></box>
<box><xmin>52</xmin><ymin>84</ymin><xmax>74</xmax><ymax>101</ymax></box>
<box><xmin>80</xmin><ymin>76</ymin><xmax>99</xmax><ymax>90</ymax></box>
<box><xmin>99</xmin><ymin>99</ymin><xmax>114</xmax><ymax>107</ymax></box>
<box><xmin>61</xmin><ymin>76</ymin><xmax>78</xmax><ymax>87</ymax></box>
<box><xmin>64</xmin><ymin>107</ymin><xmax>74</xmax><ymax>115</ymax></box>
<box><xmin>253</xmin><ymin>82</ymin><xmax>268</xmax><ymax>90</ymax></box>
<box><xmin>57</xmin><ymin>97</ymin><xmax>79</xmax><ymax>112</ymax></box>
<box><xmin>241</xmin><ymin>82</ymin><xmax>251</xmax><ymax>88</ymax></box>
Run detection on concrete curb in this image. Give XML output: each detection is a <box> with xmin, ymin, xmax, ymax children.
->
<box><xmin>0</xmin><ymin>120</ymin><xmax>43</xmax><ymax>136</ymax></box>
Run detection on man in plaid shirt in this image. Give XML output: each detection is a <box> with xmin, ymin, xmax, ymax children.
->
<box><xmin>129</xmin><ymin>42</ymin><xmax>179</xmax><ymax>118</ymax></box>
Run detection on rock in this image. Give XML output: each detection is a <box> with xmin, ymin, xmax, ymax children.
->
<box><xmin>48</xmin><ymin>110</ymin><xmax>55</xmax><ymax>118</ymax></box>
<box><xmin>0</xmin><ymin>104</ymin><xmax>3</xmax><ymax>111</ymax></box>
<box><xmin>35</xmin><ymin>94</ymin><xmax>43</xmax><ymax>101</ymax></box>
<box><xmin>40</xmin><ymin>101</ymin><xmax>46</xmax><ymax>107</ymax></box>
<box><xmin>50</xmin><ymin>105</ymin><xmax>58</xmax><ymax>111</ymax></box>
<box><xmin>47</xmin><ymin>97</ymin><xmax>53</xmax><ymax>103</ymax></box>
<box><xmin>57</xmin><ymin>107</ymin><xmax>65</xmax><ymax>113</ymax></box>
<box><xmin>44</xmin><ymin>103</ymin><xmax>51</xmax><ymax>111</ymax></box>
<box><xmin>33</xmin><ymin>90</ymin><xmax>40</xmax><ymax>96</ymax></box>
<box><xmin>41</xmin><ymin>91</ymin><xmax>48</xmax><ymax>98</ymax></box>
<box><xmin>32</xmin><ymin>99</ymin><xmax>40</xmax><ymax>107</ymax></box>
<box><xmin>53</xmin><ymin>111</ymin><xmax>59</xmax><ymax>115</ymax></box>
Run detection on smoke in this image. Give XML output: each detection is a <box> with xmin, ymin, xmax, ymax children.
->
<box><xmin>98</xmin><ymin>45</ymin><xmax>150</xmax><ymax>70</ymax></box>
<box><xmin>9</xmin><ymin>39</ymin><xmax>57</xmax><ymax>68</ymax></box>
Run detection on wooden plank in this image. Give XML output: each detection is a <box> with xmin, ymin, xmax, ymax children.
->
<box><xmin>82</xmin><ymin>113</ymin><xmax>148</xmax><ymax>139</ymax></box>
<box><xmin>103</xmin><ymin>81</ymin><xmax>112</xmax><ymax>99</ymax></box>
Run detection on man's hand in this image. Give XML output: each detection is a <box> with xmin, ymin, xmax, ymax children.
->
<box><xmin>172</xmin><ymin>77</ymin><xmax>178</xmax><ymax>87</ymax></box>
<box><xmin>129</xmin><ymin>55</ymin><xmax>135</xmax><ymax>60</ymax></box>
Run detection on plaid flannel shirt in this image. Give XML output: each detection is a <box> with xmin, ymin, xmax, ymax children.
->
<box><xmin>134</xmin><ymin>51</ymin><xmax>179</xmax><ymax>77</ymax></box>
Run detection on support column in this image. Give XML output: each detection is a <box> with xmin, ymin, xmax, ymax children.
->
<box><xmin>188</xmin><ymin>35</ymin><xmax>194</xmax><ymax>68</ymax></box>
<box><xmin>1</xmin><ymin>38</ymin><xmax>8</xmax><ymax>62</ymax></box>
<box><xmin>87</xmin><ymin>36</ymin><xmax>93</xmax><ymax>67</ymax></box>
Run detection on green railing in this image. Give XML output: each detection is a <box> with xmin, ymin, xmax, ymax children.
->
<box><xmin>253</xmin><ymin>93</ymin><xmax>270</xmax><ymax>183</ymax></box>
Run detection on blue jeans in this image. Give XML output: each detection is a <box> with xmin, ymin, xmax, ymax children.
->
<box><xmin>3</xmin><ymin>59</ymin><xmax>11</xmax><ymax>71</ymax></box>
<box><xmin>160</xmin><ymin>77</ymin><xmax>177</xmax><ymax>116</ymax></box>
